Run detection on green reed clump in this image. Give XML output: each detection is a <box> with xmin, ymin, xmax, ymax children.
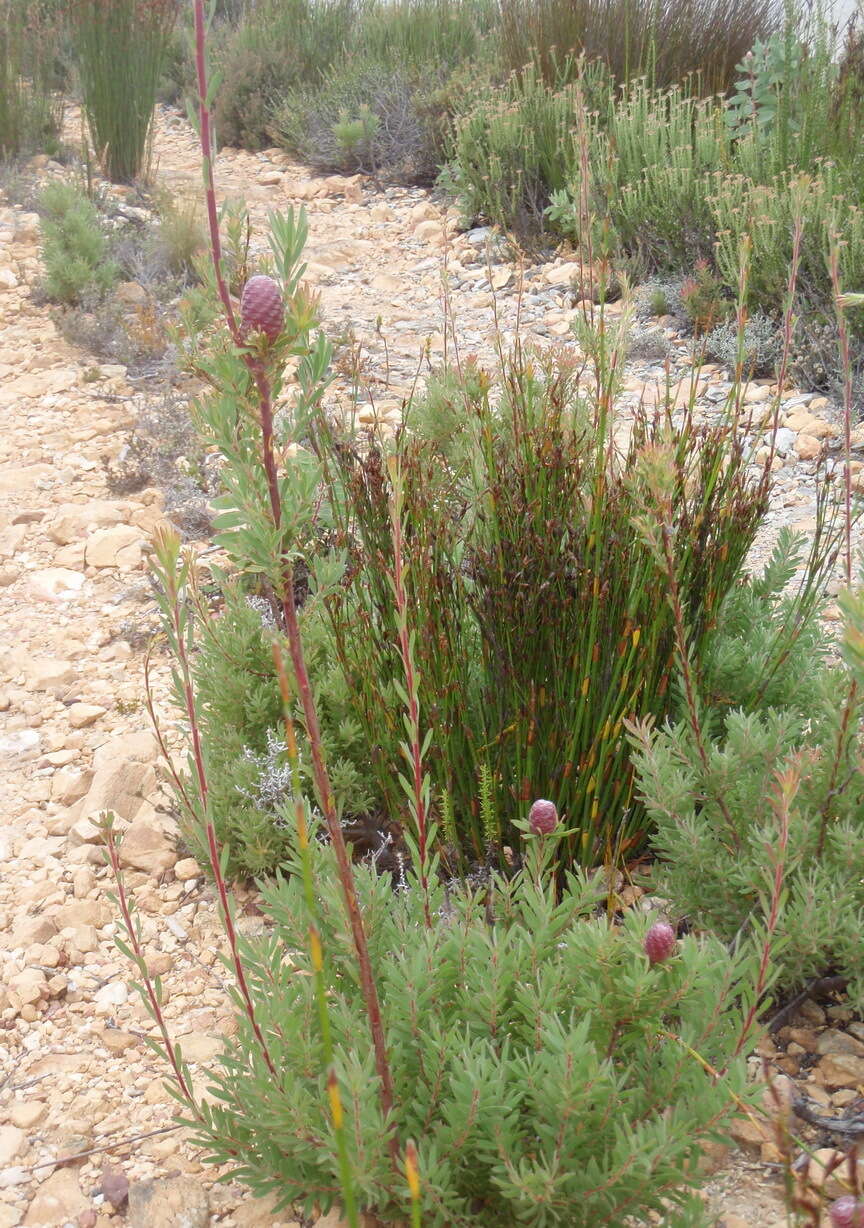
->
<box><xmin>0</xmin><ymin>0</ymin><xmax>64</xmax><ymax>159</ymax></box>
<box><xmin>314</xmin><ymin>340</ymin><xmax>772</xmax><ymax>870</ymax></box>
<box><xmin>72</xmin><ymin>0</ymin><xmax>178</xmax><ymax>182</ymax></box>
<box><xmin>497</xmin><ymin>0</ymin><xmax>781</xmax><ymax>92</ymax></box>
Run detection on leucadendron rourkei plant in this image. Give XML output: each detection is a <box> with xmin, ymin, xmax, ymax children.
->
<box><xmin>99</xmin><ymin>5</ymin><xmax>779</xmax><ymax>1225</ymax></box>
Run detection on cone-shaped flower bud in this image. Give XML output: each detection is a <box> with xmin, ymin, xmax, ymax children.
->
<box><xmin>644</xmin><ymin>921</ymin><xmax>677</xmax><ymax>965</ymax></box>
<box><xmin>831</xmin><ymin>1197</ymin><xmax>864</xmax><ymax>1228</ymax></box>
<box><xmin>241</xmin><ymin>275</ymin><xmax>284</xmax><ymax>341</ymax></box>
<box><xmin>528</xmin><ymin>799</ymin><xmax>558</xmax><ymax>836</ymax></box>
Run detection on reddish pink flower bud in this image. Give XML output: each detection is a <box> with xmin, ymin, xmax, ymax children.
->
<box><xmin>528</xmin><ymin>799</ymin><xmax>558</xmax><ymax>836</ymax></box>
<box><xmin>831</xmin><ymin>1197</ymin><xmax>864</xmax><ymax>1228</ymax></box>
<box><xmin>240</xmin><ymin>275</ymin><xmax>284</xmax><ymax>341</ymax></box>
<box><xmin>644</xmin><ymin>922</ymin><xmax>676</xmax><ymax>966</ymax></box>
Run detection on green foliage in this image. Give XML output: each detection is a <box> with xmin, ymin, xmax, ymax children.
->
<box><xmin>190</xmin><ymin>841</ymin><xmax>755</xmax><ymax>1225</ymax></box>
<box><xmin>188</xmin><ymin>586</ymin><xmax>380</xmax><ymax>879</ymax></box>
<box><xmin>316</xmin><ymin>342</ymin><xmax>772</xmax><ymax>869</ymax></box>
<box><xmin>72</xmin><ymin>0</ymin><xmax>178</xmax><ymax>182</ymax></box>
<box><xmin>38</xmin><ymin>181</ymin><xmax>118</xmax><ymax>305</ymax></box>
<box><xmin>272</xmin><ymin>58</ymin><xmax>442</xmax><ymax>180</ymax></box>
<box><xmin>631</xmin><ymin>542</ymin><xmax>864</xmax><ymax>1006</ymax></box>
<box><xmin>444</xmin><ymin>67</ymin><xmax>592</xmax><ymax>231</ymax></box>
<box><xmin>680</xmin><ymin>259</ymin><xmax>731</xmax><ymax>334</ymax></box>
<box><xmin>0</xmin><ymin>0</ymin><xmax>64</xmax><ymax>159</ymax></box>
<box><xmin>211</xmin><ymin>0</ymin><xmax>355</xmax><ymax>150</ymax></box>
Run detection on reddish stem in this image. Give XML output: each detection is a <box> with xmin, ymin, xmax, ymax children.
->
<box><xmin>192</xmin><ymin>0</ymin><xmax>397</xmax><ymax>1152</ymax></box>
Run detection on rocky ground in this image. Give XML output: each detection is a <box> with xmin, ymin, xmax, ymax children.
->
<box><xmin>0</xmin><ymin>107</ymin><xmax>863</xmax><ymax>1227</ymax></box>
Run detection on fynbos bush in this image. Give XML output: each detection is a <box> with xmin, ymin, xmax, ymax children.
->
<box><xmin>185</xmin><ymin>836</ymin><xmax>757</xmax><ymax>1226</ymax></box>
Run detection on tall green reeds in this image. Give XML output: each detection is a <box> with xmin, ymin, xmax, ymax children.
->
<box><xmin>0</xmin><ymin>0</ymin><xmax>64</xmax><ymax>159</ymax></box>
<box><xmin>72</xmin><ymin>0</ymin><xmax>178</xmax><ymax>182</ymax></box>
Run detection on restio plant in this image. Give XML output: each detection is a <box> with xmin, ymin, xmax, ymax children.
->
<box><xmin>38</xmin><ymin>180</ymin><xmax>119</xmax><ymax>305</ymax></box>
<box><xmin>72</xmin><ymin>0</ymin><xmax>179</xmax><ymax>182</ymax></box>
<box><xmin>0</xmin><ymin>0</ymin><xmax>64</xmax><ymax>159</ymax></box>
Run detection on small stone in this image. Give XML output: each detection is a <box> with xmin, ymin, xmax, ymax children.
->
<box><xmin>84</xmin><ymin>525</ymin><xmax>142</xmax><ymax>569</ymax></box>
<box><xmin>795</xmin><ymin>433</ymin><xmax>823</xmax><ymax>460</ymax></box>
<box><xmin>0</xmin><ymin>1125</ymin><xmax>25</xmax><ymax>1164</ymax></box>
<box><xmin>10</xmin><ymin>1099</ymin><xmax>48</xmax><ymax>1129</ymax></box>
<box><xmin>117</xmin><ymin>816</ymin><xmax>178</xmax><ymax>874</ymax></box>
<box><xmin>817</xmin><ymin>1053</ymin><xmax>864</xmax><ymax>1088</ymax></box>
<box><xmin>174</xmin><ymin>857</ymin><xmax>201</xmax><ymax>881</ymax></box>
<box><xmin>23</xmin><ymin>1168</ymin><xmax>89</xmax><ymax>1224</ymax></box>
<box><xmin>68</xmin><ymin>703</ymin><xmax>106</xmax><ymax>729</ymax></box>
<box><xmin>127</xmin><ymin>1177</ymin><xmax>210</xmax><ymax>1227</ymax></box>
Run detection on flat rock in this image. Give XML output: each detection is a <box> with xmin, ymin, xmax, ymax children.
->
<box><xmin>23</xmin><ymin>1168</ymin><xmax>89</xmax><ymax>1224</ymax></box>
<box><xmin>128</xmin><ymin>1177</ymin><xmax>210</xmax><ymax>1227</ymax></box>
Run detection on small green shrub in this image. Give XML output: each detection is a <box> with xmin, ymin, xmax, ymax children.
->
<box><xmin>702</xmin><ymin>311</ymin><xmax>781</xmax><ymax>376</ymax></box>
<box><xmin>72</xmin><ymin>0</ymin><xmax>179</xmax><ymax>182</ymax></box>
<box><xmin>191</xmin><ymin>839</ymin><xmax>755</xmax><ymax>1225</ymax></box>
<box><xmin>680</xmin><ymin>259</ymin><xmax>731</xmax><ymax>334</ymax></box>
<box><xmin>631</xmin><ymin>543</ymin><xmax>864</xmax><ymax>1008</ymax></box>
<box><xmin>444</xmin><ymin>68</ymin><xmax>588</xmax><ymax>230</ymax></box>
<box><xmin>189</xmin><ymin>587</ymin><xmax>383</xmax><ymax>879</ymax></box>
<box><xmin>39</xmin><ymin>181</ymin><xmax>118</xmax><ymax>305</ymax></box>
<box><xmin>273</xmin><ymin>59</ymin><xmax>441</xmax><ymax>179</ymax></box>
<box><xmin>212</xmin><ymin>0</ymin><xmax>355</xmax><ymax>150</ymax></box>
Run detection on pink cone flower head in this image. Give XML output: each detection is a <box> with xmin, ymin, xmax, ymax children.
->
<box><xmin>644</xmin><ymin>921</ymin><xmax>677</xmax><ymax>966</ymax></box>
<box><xmin>831</xmin><ymin>1197</ymin><xmax>864</xmax><ymax>1228</ymax></box>
<box><xmin>528</xmin><ymin>799</ymin><xmax>558</xmax><ymax>836</ymax></box>
<box><xmin>241</xmin><ymin>275</ymin><xmax>284</xmax><ymax>341</ymax></box>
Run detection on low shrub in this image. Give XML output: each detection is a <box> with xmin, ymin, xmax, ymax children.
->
<box><xmin>188</xmin><ymin>588</ymin><xmax>383</xmax><ymax>878</ymax></box>
<box><xmin>212</xmin><ymin>0</ymin><xmax>355</xmax><ymax>150</ymax></box>
<box><xmin>39</xmin><ymin>181</ymin><xmax>118</xmax><ymax>305</ymax></box>
<box><xmin>444</xmin><ymin>67</ymin><xmax>589</xmax><ymax>230</ymax></box>
<box><xmin>183</xmin><ymin>828</ymin><xmax>758</xmax><ymax>1226</ymax></box>
<box><xmin>72</xmin><ymin>0</ymin><xmax>179</xmax><ymax>182</ymax></box>
<box><xmin>630</xmin><ymin>538</ymin><xmax>864</xmax><ymax>1008</ymax></box>
<box><xmin>702</xmin><ymin>312</ymin><xmax>781</xmax><ymax>377</ymax></box>
<box><xmin>272</xmin><ymin>59</ymin><xmax>441</xmax><ymax>180</ymax></box>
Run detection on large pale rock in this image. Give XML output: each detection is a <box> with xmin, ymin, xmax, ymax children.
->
<box><xmin>28</xmin><ymin>567</ymin><xmax>86</xmax><ymax>601</ymax></box>
<box><xmin>127</xmin><ymin>1177</ymin><xmax>210</xmax><ymax>1227</ymax></box>
<box><xmin>816</xmin><ymin>1052</ymin><xmax>864</xmax><ymax>1087</ymax></box>
<box><xmin>23</xmin><ymin>1168</ymin><xmax>89</xmax><ymax>1225</ymax></box>
<box><xmin>117</xmin><ymin>815</ymin><xmax>178</xmax><ymax>874</ymax></box>
<box><xmin>0</xmin><ymin>1125</ymin><xmax>24</xmax><ymax>1164</ymax></box>
<box><xmin>22</xmin><ymin>656</ymin><xmax>75</xmax><ymax>694</ymax></box>
<box><xmin>84</xmin><ymin>524</ymin><xmax>142</xmax><ymax>568</ymax></box>
<box><xmin>7</xmin><ymin>968</ymin><xmax>47</xmax><ymax>1009</ymax></box>
<box><xmin>93</xmin><ymin>730</ymin><xmax>159</xmax><ymax>771</ymax></box>
<box><xmin>0</xmin><ymin>367</ymin><xmax>78</xmax><ymax>407</ymax></box>
<box><xmin>78</xmin><ymin>758</ymin><xmax>157</xmax><ymax>822</ymax></box>
<box><xmin>47</xmin><ymin>500</ymin><xmax>128</xmax><ymax>545</ymax></box>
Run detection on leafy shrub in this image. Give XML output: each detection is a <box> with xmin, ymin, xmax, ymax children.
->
<box><xmin>188</xmin><ymin>589</ymin><xmax>383</xmax><ymax>878</ymax></box>
<box><xmin>190</xmin><ymin>838</ymin><xmax>755</xmax><ymax>1225</ymax></box>
<box><xmin>497</xmin><ymin>0</ymin><xmax>782</xmax><ymax>91</ymax></box>
<box><xmin>39</xmin><ymin>181</ymin><xmax>118</xmax><ymax>305</ymax></box>
<box><xmin>632</xmin><ymin>561</ymin><xmax>864</xmax><ymax>1006</ymax></box>
<box><xmin>272</xmin><ymin>59</ymin><xmax>441</xmax><ymax>179</ymax></box>
<box><xmin>0</xmin><ymin>0</ymin><xmax>65</xmax><ymax>159</ymax></box>
<box><xmin>444</xmin><ymin>67</ymin><xmax>589</xmax><ymax>230</ymax></box>
<box><xmin>702</xmin><ymin>312</ymin><xmax>781</xmax><ymax>376</ymax></box>
<box><xmin>680</xmin><ymin>259</ymin><xmax>731</xmax><ymax>334</ymax></box>
<box><xmin>355</xmin><ymin>0</ymin><xmax>495</xmax><ymax>72</ymax></box>
<box><xmin>72</xmin><ymin>0</ymin><xmax>179</xmax><ymax>182</ymax></box>
<box><xmin>212</xmin><ymin>0</ymin><xmax>355</xmax><ymax>150</ymax></box>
